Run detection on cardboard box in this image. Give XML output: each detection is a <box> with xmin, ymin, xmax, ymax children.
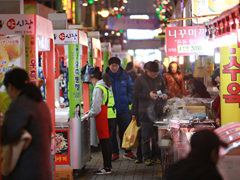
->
<box><xmin>56</xmin><ymin>168</ymin><xmax>73</xmax><ymax>180</ymax></box>
<box><xmin>185</xmin><ymin>106</ymin><xmax>206</xmax><ymax>115</ymax></box>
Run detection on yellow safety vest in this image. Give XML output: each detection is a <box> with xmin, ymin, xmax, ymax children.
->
<box><xmin>95</xmin><ymin>84</ymin><xmax>116</xmax><ymax>119</ymax></box>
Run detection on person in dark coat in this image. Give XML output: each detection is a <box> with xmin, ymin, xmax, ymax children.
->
<box><xmin>105</xmin><ymin>57</ymin><xmax>135</xmax><ymax>161</ymax></box>
<box><xmin>132</xmin><ymin>61</ymin><xmax>168</xmax><ymax>166</ymax></box>
<box><xmin>165</xmin><ymin>129</ymin><xmax>227</xmax><ymax>180</ymax></box>
<box><xmin>1</xmin><ymin>68</ymin><xmax>52</xmax><ymax>180</ymax></box>
<box><xmin>185</xmin><ymin>75</ymin><xmax>211</xmax><ymax>98</ymax></box>
<box><xmin>125</xmin><ymin>62</ymin><xmax>137</xmax><ymax>82</ymax></box>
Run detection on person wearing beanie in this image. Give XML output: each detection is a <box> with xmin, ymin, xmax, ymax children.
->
<box><xmin>163</xmin><ymin>61</ymin><xmax>189</xmax><ymax>98</ymax></box>
<box><xmin>82</xmin><ymin>67</ymin><xmax>116</xmax><ymax>175</ymax></box>
<box><xmin>165</xmin><ymin>129</ymin><xmax>227</xmax><ymax>180</ymax></box>
<box><xmin>105</xmin><ymin>57</ymin><xmax>135</xmax><ymax>161</ymax></box>
<box><xmin>132</xmin><ymin>61</ymin><xmax>168</xmax><ymax>166</ymax></box>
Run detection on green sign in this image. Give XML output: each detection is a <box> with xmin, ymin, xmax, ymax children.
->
<box><xmin>68</xmin><ymin>44</ymin><xmax>81</xmax><ymax>119</ymax></box>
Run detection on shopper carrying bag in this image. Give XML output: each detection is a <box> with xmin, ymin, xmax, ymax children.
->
<box><xmin>122</xmin><ymin>118</ymin><xmax>140</xmax><ymax>150</ymax></box>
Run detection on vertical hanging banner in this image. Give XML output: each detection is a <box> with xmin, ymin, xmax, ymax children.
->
<box><xmin>25</xmin><ymin>35</ymin><xmax>37</xmax><ymax>84</ymax></box>
<box><xmin>69</xmin><ymin>44</ymin><xmax>81</xmax><ymax>119</ymax></box>
<box><xmin>220</xmin><ymin>44</ymin><xmax>240</xmax><ymax>125</ymax></box>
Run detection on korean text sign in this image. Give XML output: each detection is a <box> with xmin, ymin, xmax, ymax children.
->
<box><xmin>0</xmin><ymin>15</ymin><xmax>35</xmax><ymax>35</ymax></box>
<box><xmin>166</xmin><ymin>26</ymin><xmax>206</xmax><ymax>56</ymax></box>
<box><xmin>220</xmin><ymin>44</ymin><xmax>240</xmax><ymax>125</ymax></box>
<box><xmin>68</xmin><ymin>44</ymin><xmax>81</xmax><ymax>119</ymax></box>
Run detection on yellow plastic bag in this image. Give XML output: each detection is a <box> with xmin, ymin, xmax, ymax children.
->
<box><xmin>122</xmin><ymin>119</ymin><xmax>140</xmax><ymax>150</ymax></box>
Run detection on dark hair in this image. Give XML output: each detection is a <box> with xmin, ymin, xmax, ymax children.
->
<box><xmin>4</xmin><ymin>68</ymin><xmax>43</xmax><ymax>102</ymax></box>
<box><xmin>75</xmin><ymin>104</ymin><xmax>80</xmax><ymax>117</ymax></box>
<box><xmin>168</xmin><ymin>61</ymin><xmax>181</xmax><ymax>74</ymax></box>
<box><xmin>89</xmin><ymin>67</ymin><xmax>102</xmax><ymax>80</ymax></box>
<box><xmin>211</xmin><ymin>68</ymin><xmax>220</xmax><ymax>85</ymax></box>
<box><xmin>125</xmin><ymin>62</ymin><xmax>133</xmax><ymax>71</ymax></box>
<box><xmin>145</xmin><ymin>61</ymin><xmax>159</xmax><ymax>72</ymax></box>
<box><xmin>102</xmin><ymin>73</ymin><xmax>111</xmax><ymax>87</ymax></box>
<box><xmin>108</xmin><ymin>57</ymin><xmax>121</xmax><ymax>66</ymax></box>
<box><xmin>189</xmin><ymin>129</ymin><xmax>227</xmax><ymax>160</ymax></box>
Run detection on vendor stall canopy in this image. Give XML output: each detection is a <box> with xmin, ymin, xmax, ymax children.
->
<box><xmin>205</xmin><ymin>4</ymin><xmax>240</xmax><ymax>40</ymax></box>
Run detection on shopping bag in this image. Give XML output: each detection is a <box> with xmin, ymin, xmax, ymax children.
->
<box><xmin>1</xmin><ymin>129</ymin><xmax>32</xmax><ymax>176</ymax></box>
<box><xmin>122</xmin><ymin>119</ymin><xmax>140</xmax><ymax>150</ymax></box>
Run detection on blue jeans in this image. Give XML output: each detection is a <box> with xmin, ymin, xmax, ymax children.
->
<box><xmin>110</xmin><ymin>112</ymin><xmax>132</xmax><ymax>154</ymax></box>
<box><xmin>139</xmin><ymin>113</ymin><xmax>159</xmax><ymax>160</ymax></box>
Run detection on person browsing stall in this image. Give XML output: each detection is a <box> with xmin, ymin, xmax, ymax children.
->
<box><xmin>132</xmin><ymin>61</ymin><xmax>168</xmax><ymax>166</ymax></box>
<box><xmin>164</xmin><ymin>61</ymin><xmax>188</xmax><ymax>98</ymax></box>
<box><xmin>81</xmin><ymin>67</ymin><xmax>116</xmax><ymax>175</ymax></box>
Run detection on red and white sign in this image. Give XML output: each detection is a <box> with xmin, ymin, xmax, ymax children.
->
<box><xmin>0</xmin><ymin>15</ymin><xmax>35</xmax><ymax>35</ymax></box>
<box><xmin>54</xmin><ymin>30</ymin><xmax>78</xmax><ymax>44</ymax></box>
<box><xmin>166</xmin><ymin>26</ymin><xmax>206</xmax><ymax>56</ymax></box>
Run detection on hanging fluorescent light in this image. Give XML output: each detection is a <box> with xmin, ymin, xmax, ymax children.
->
<box><xmin>82</xmin><ymin>2</ymin><xmax>88</xmax><ymax>6</ymax></box>
<box><xmin>114</xmin><ymin>7</ymin><xmax>119</xmax><ymax>11</ymax></box>
<box><xmin>116</xmin><ymin>32</ymin><xmax>121</xmax><ymax>36</ymax></box>
<box><xmin>130</xmin><ymin>15</ymin><xmax>149</xmax><ymax>19</ymax></box>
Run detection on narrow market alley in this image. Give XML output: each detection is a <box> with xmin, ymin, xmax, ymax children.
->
<box><xmin>75</xmin><ymin>151</ymin><xmax>162</xmax><ymax>180</ymax></box>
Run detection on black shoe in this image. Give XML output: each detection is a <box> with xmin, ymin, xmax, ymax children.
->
<box><xmin>95</xmin><ymin>168</ymin><xmax>112</xmax><ymax>175</ymax></box>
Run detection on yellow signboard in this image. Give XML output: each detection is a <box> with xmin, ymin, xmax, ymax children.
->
<box><xmin>220</xmin><ymin>44</ymin><xmax>240</xmax><ymax>125</ymax></box>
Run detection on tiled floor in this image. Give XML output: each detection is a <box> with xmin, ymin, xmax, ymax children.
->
<box><xmin>75</xmin><ymin>151</ymin><xmax>163</xmax><ymax>180</ymax></box>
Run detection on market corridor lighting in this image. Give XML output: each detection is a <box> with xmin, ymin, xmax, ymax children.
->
<box><xmin>88</xmin><ymin>0</ymin><xmax>94</xmax><ymax>4</ymax></box>
<box><xmin>82</xmin><ymin>2</ymin><xmax>88</xmax><ymax>6</ymax></box>
<box><xmin>114</xmin><ymin>7</ymin><xmax>119</xmax><ymax>11</ymax></box>
<box><xmin>190</xmin><ymin>55</ymin><xmax>195</xmax><ymax>63</ymax></box>
<box><xmin>104</xmin><ymin>32</ymin><xmax>109</xmax><ymax>36</ymax></box>
<box><xmin>123</xmin><ymin>0</ymin><xmax>128</xmax><ymax>3</ymax></box>
<box><xmin>129</xmin><ymin>15</ymin><xmax>149</xmax><ymax>19</ymax></box>
<box><xmin>98</xmin><ymin>9</ymin><xmax>110</xmax><ymax>18</ymax></box>
<box><xmin>214</xmin><ymin>52</ymin><xmax>220</xmax><ymax>64</ymax></box>
<box><xmin>179</xmin><ymin>56</ymin><xmax>184</xmax><ymax>65</ymax></box>
<box><xmin>116</xmin><ymin>32</ymin><xmax>121</xmax><ymax>36</ymax></box>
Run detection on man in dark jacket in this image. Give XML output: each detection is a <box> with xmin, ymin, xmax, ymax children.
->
<box><xmin>106</xmin><ymin>57</ymin><xmax>135</xmax><ymax>160</ymax></box>
<box><xmin>165</xmin><ymin>129</ymin><xmax>227</xmax><ymax>180</ymax></box>
<box><xmin>132</xmin><ymin>61</ymin><xmax>168</xmax><ymax>165</ymax></box>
